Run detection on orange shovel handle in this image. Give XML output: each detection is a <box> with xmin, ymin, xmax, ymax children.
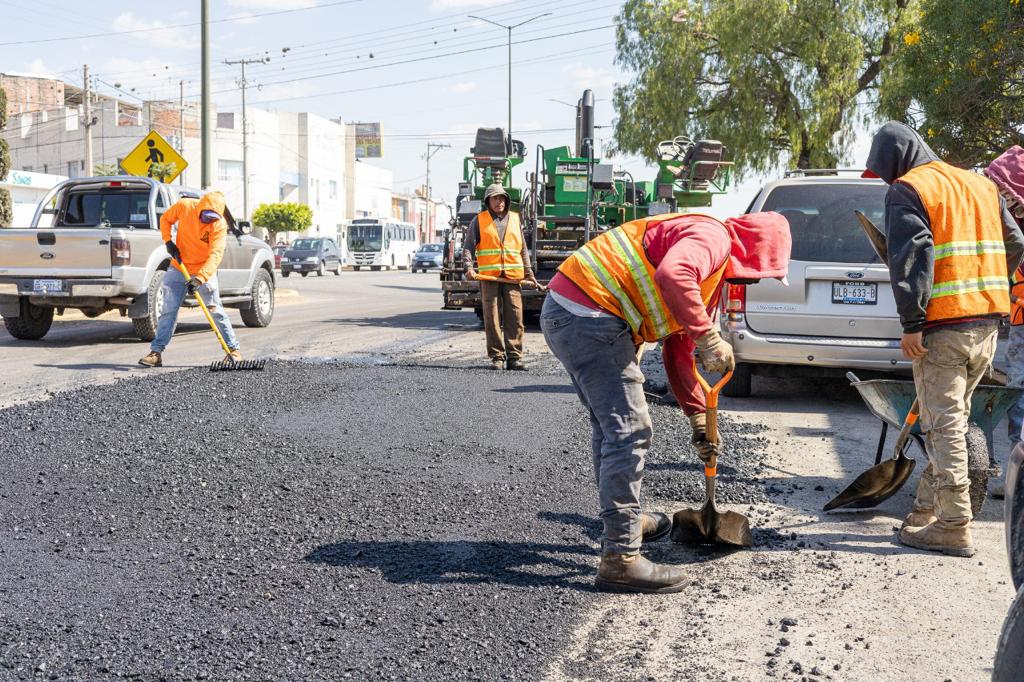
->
<box><xmin>692</xmin><ymin>358</ymin><xmax>733</xmax><ymax>478</ymax></box>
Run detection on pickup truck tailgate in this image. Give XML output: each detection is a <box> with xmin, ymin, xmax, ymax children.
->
<box><xmin>0</xmin><ymin>228</ymin><xmax>112</xmax><ymax>278</ymax></box>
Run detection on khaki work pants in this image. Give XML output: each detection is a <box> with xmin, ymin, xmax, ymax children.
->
<box><xmin>911</xmin><ymin>324</ymin><xmax>998</xmax><ymax>525</ymax></box>
<box><xmin>480</xmin><ymin>280</ymin><xmax>524</xmax><ymax>362</ymax></box>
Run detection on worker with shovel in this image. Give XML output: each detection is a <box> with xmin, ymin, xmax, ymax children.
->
<box><xmin>463</xmin><ymin>183</ymin><xmax>541</xmax><ymax>371</ymax></box>
<box><xmin>139</xmin><ymin>190</ymin><xmax>243</xmax><ymax>368</ymax></box>
<box><xmin>541</xmin><ymin>211</ymin><xmax>790</xmax><ymax>593</ymax></box>
<box><xmin>864</xmin><ymin>122</ymin><xmax>1024</xmax><ymax>557</ymax></box>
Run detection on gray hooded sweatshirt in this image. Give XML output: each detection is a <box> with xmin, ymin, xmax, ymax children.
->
<box><xmin>865</xmin><ymin>121</ymin><xmax>1024</xmax><ymax>333</ymax></box>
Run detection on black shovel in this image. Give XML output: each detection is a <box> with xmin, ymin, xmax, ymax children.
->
<box><xmin>672</xmin><ymin>361</ymin><xmax>754</xmax><ymax>547</ymax></box>
<box><xmin>824</xmin><ymin>399</ymin><xmax>919</xmax><ymax>511</ymax></box>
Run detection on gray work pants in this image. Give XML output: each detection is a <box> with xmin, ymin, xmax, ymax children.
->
<box><xmin>540</xmin><ymin>295</ymin><xmax>651</xmax><ymax>554</ymax></box>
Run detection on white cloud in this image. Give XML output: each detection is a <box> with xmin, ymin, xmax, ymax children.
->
<box><xmin>228</xmin><ymin>0</ymin><xmax>316</xmax><ymax>8</ymax></box>
<box><xmin>22</xmin><ymin>59</ymin><xmax>54</xmax><ymax>77</ymax></box>
<box><xmin>112</xmin><ymin>12</ymin><xmax>198</xmax><ymax>50</ymax></box>
<box><xmin>448</xmin><ymin>81</ymin><xmax>477</xmax><ymax>94</ymax></box>
<box><xmin>561</xmin><ymin>63</ymin><xmax>617</xmax><ymax>92</ymax></box>
<box><xmin>431</xmin><ymin>0</ymin><xmax>513</xmax><ymax>10</ymax></box>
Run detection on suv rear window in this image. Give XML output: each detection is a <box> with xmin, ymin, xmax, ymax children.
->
<box><xmin>760</xmin><ymin>183</ymin><xmax>887</xmax><ymax>263</ymax></box>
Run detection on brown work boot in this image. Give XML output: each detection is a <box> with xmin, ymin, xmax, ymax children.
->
<box><xmin>899</xmin><ymin>520</ymin><xmax>976</xmax><ymax>557</ymax></box>
<box><xmin>225</xmin><ymin>349</ymin><xmax>242</xmax><ymax>363</ymax></box>
<box><xmin>641</xmin><ymin>512</ymin><xmax>673</xmax><ymax>543</ymax></box>
<box><xmin>138</xmin><ymin>351</ymin><xmax>162</xmax><ymax>368</ymax></box>
<box><xmin>506</xmin><ymin>358</ymin><xmax>528</xmax><ymax>371</ymax></box>
<box><xmin>595</xmin><ymin>552</ymin><xmax>690</xmax><ymax>594</ymax></box>
<box><xmin>900</xmin><ymin>508</ymin><xmax>937</xmax><ymax>531</ymax></box>
<box><xmin>489</xmin><ymin>359</ymin><xmax>504</xmax><ymax>371</ymax></box>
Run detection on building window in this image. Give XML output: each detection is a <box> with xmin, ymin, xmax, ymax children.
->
<box><xmin>218</xmin><ymin>160</ymin><xmax>243</xmax><ymax>182</ymax></box>
<box><xmin>217</xmin><ymin>113</ymin><xmax>235</xmax><ymax>129</ymax></box>
<box><xmin>65</xmin><ymin>107</ymin><xmax>79</xmax><ymax>132</ymax></box>
<box><xmin>117</xmin><ymin>103</ymin><xmax>141</xmax><ymax>127</ymax></box>
<box><xmin>329</xmin><ymin>180</ymin><xmax>337</xmax><ymax>200</ymax></box>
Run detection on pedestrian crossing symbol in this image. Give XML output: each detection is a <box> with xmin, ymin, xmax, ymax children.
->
<box><xmin>121</xmin><ymin>131</ymin><xmax>188</xmax><ymax>183</ymax></box>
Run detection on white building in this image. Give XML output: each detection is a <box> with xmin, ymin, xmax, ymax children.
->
<box><xmin>0</xmin><ymin>169</ymin><xmax>67</xmax><ymax>224</ymax></box>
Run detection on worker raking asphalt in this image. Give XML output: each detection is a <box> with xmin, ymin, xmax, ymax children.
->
<box><xmin>0</xmin><ymin>359</ymin><xmax>794</xmax><ymax>680</ymax></box>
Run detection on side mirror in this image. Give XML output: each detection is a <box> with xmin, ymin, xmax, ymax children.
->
<box><xmin>237</xmin><ymin>220</ymin><xmax>253</xmax><ymax>235</ymax></box>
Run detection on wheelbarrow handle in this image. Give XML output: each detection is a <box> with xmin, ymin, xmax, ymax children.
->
<box><xmin>892</xmin><ymin>398</ymin><xmax>920</xmax><ymax>459</ymax></box>
<box><xmin>691</xmin><ymin>358</ymin><xmax>734</xmax><ymax>477</ymax></box>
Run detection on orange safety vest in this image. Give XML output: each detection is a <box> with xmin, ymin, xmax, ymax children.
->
<box><xmin>474</xmin><ymin>210</ymin><xmax>525</xmax><ymax>281</ymax></box>
<box><xmin>1012</xmin><ymin>267</ymin><xmax>1024</xmax><ymax>326</ymax></box>
<box><xmin>558</xmin><ymin>214</ymin><xmax>728</xmax><ymax>344</ymax></box>
<box><xmin>898</xmin><ymin>161</ymin><xmax>1010</xmax><ymax>323</ymax></box>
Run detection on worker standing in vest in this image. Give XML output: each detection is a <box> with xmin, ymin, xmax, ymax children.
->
<box><xmin>463</xmin><ymin>183</ymin><xmax>540</xmax><ymax>370</ymax></box>
<box><xmin>864</xmin><ymin>122</ymin><xmax>1024</xmax><ymax>557</ymax></box>
<box><xmin>541</xmin><ymin>211</ymin><xmax>790</xmax><ymax>593</ymax></box>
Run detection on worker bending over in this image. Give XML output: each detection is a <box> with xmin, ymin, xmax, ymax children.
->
<box><xmin>865</xmin><ymin>122</ymin><xmax>1024</xmax><ymax>556</ymax></box>
<box><xmin>542</xmin><ymin>211</ymin><xmax>790</xmax><ymax>593</ymax></box>
<box><xmin>463</xmin><ymin>183</ymin><xmax>540</xmax><ymax>371</ymax></box>
<box><xmin>139</xmin><ymin>190</ymin><xmax>243</xmax><ymax>368</ymax></box>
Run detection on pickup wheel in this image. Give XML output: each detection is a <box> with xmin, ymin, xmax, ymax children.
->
<box><xmin>281</xmin><ymin>271</ymin><xmax>290</xmax><ymax>278</ymax></box>
<box><xmin>721</xmin><ymin>362</ymin><xmax>753</xmax><ymax>398</ymax></box>
<box><xmin>131</xmin><ymin>269</ymin><xmax>165</xmax><ymax>342</ymax></box>
<box><xmin>994</xmin><ymin>584</ymin><xmax>1024</xmax><ymax>682</ymax></box>
<box><xmin>240</xmin><ymin>269</ymin><xmax>274</xmax><ymax>328</ymax></box>
<box><xmin>3</xmin><ymin>299</ymin><xmax>54</xmax><ymax>340</ymax></box>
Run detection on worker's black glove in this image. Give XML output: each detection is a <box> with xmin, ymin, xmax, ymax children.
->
<box><xmin>688</xmin><ymin>412</ymin><xmax>721</xmax><ymax>463</ymax></box>
<box><xmin>186</xmin><ymin>276</ymin><xmax>203</xmax><ymax>295</ymax></box>
<box><xmin>165</xmin><ymin>240</ymin><xmax>181</xmax><ymax>262</ymax></box>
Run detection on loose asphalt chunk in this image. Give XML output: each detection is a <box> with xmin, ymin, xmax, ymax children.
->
<box><xmin>0</xmin><ymin>361</ymin><xmax>775</xmax><ymax>680</ymax></box>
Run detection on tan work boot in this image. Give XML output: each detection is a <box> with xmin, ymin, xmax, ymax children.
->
<box><xmin>900</xmin><ymin>508</ymin><xmax>937</xmax><ymax>531</ymax></box>
<box><xmin>225</xmin><ymin>349</ymin><xmax>242</xmax><ymax>363</ymax></box>
<box><xmin>899</xmin><ymin>520</ymin><xmax>976</xmax><ymax>557</ymax></box>
<box><xmin>138</xmin><ymin>351</ymin><xmax>162</xmax><ymax>368</ymax></box>
<box><xmin>640</xmin><ymin>512</ymin><xmax>673</xmax><ymax>543</ymax></box>
<box><xmin>595</xmin><ymin>552</ymin><xmax>690</xmax><ymax>594</ymax></box>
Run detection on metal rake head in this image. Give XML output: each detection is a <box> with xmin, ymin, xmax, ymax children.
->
<box><xmin>208</xmin><ymin>358</ymin><xmax>267</xmax><ymax>372</ymax></box>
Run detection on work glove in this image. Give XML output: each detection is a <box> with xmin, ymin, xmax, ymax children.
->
<box><xmin>688</xmin><ymin>412</ymin><xmax>720</xmax><ymax>463</ymax></box>
<box><xmin>186</xmin><ymin>276</ymin><xmax>203</xmax><ymax>295</ymax></box>
<box><xmin>694</xmin><ymin>328</ymin><xmax>735</xmax><ymax>374</ymax></box>
<box><xmin>165</xmin><ymin>240</ymin><xmax>181</xmax><ymax>262</ymax></box>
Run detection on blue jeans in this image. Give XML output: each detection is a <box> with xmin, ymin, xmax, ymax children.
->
<box><xmin>151</xmin><ymin>267</ymin><xmax>239</xmax><ymax>353</ymax></box>
<box><xmin>1008</xmin><ymin>324</ymin><xmax>1024</xmax><ymax>445</ymax></box>
<box><xmin>541</xmin><ymin>295</ymin><xmax>651</xmax><ymax>554</ymax></box>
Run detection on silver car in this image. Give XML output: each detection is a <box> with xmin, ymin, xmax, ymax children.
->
<box><xmin>720</xmin><ymin>172</ymin><xmax>903</xmax><ymax>397</ymax></box>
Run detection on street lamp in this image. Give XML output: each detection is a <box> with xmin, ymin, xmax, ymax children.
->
<box><xmin>468</xmin><ymin>12</ymin><xmax>551</xmax><ymax>149</ymax></box>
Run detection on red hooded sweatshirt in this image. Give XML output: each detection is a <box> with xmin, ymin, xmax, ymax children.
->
<box><xmin>549</xmin><ymin>212</ymin><xmax>790</xmax><ymax>414</ymax></box>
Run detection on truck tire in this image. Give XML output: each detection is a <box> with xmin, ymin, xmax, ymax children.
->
<box><xmin>994</xmin><ymin>584</ymin><xmax>1024</xmax><ymax>681</ymax></box>
<box><xmin>3</xmin><ymin>299</ymin><xmax>54</xmax><ymax>340</ymax></box>
<box><xmin>722</xmin><ymin>362</ymin><xmax>753</xmax><ymax>398</ymax></box>
<box><xmin>240</xmin><ymin>269</ymin><xmax>274</xmax><ymax>328</ymax></box>
<box><xmin>281</xmin><ymin>271</ymin><xmax>290</xmax><ymax>278</ymax></box>
<box><xmin>131</xmin><ymin>269</ymin><xmax>165</xmax><ymax>342</ymax></box>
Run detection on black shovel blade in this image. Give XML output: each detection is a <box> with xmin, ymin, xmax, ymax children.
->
<box><xmin>671</xmin><ymin>505</ymin><xmax>754</xmax><ymax>547</ymax></box>
<box><xmin>823</xmin><ymin>455</ymin><xmax>916</xmax><ymax>511</ymax></box>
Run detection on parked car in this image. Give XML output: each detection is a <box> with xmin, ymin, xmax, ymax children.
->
<box><xmin>273</xmin><ymin>243</ymin><xmax>288</xmax><ymax>269</ymax></box>
<box><xmin>280</xmin><ymin>237</ymin><xmax>342</xmax><ymax>277</ymax></box>
<box><xmin>719</xmin><ymin>171</ymin><xmax>898</xmax><ymax>397</ymax></box>
<box><xmin>411</xmin><ymin>243</ymin><xmax>444</xmax><ymax>272</ymax></box>
<box><xmin>0</xmin><ymin>176</ymin><xmax>275</xmax><ymax>341</ymax></box>
<box><xmin>995</xmin><ymin>438</ymin><xmax>1024</xmax><ymax>678</ymax></box>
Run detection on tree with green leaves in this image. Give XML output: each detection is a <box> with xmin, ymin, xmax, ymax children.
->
<box><xmin>251</xmin><ymin>202</ymin><xmax>313</xmax><ymax>243</ymax></box>
<box><xmin>613</xmin><ymin>0</ymin><xmax>916</xmax><ymax>172</ymax></box>
<box><xmin>94</xmin><ymin>162</ymin><xmax>119</xmax><ymax>176</ymax></box>
<box><xmin>0</xmin><ymin>85</ymin><xmax>11</xmax><ymax>227</ymax></box>
<box><xmin>148</xmin><ymin>161</ymin><xmax>178</xmax><ymax>183</ymax></box>
<box><xmin>880</xmin><ymin>0</ymin><xmax>1024</xmax><ymax>166</ymax></box>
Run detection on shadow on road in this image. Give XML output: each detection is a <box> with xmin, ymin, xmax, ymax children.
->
<box><xmin>327</xmin><ymin>310</ymin><xmax>475</xmax><ymax>331</ymax></box>
<box><xmin>373</xmin><ymin>284</ymin><xmax>441</xmax><ymax>293</ymax></box>
<box><xmin>36</xmin><ymin>362</ymin><xmax>140</xmax><ymax>372</ymax></box>
<box><xmin>493</xmin><ymin>384</ymin><xmax>577</xmax><ymax>395</ymax></box>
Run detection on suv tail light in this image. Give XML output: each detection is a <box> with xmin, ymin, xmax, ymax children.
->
<box><xmin>724</xmin><ymin>283</ymin><xmax>746</xmax><ymax>315</ymax></box>
<box><xmin>110</xmin><ymin>238</ymin><xmax>131</xmax><ymax>266</ymax></box>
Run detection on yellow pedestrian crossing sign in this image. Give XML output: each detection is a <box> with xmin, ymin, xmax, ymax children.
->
<box><xmin>121</xmin><ymin>131</ymin><xmax>188</xmax><ymax>183</ymax></box>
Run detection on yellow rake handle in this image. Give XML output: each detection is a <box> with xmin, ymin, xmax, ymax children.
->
<box><xmin>691</xmin><ymin>358</ymin><xmax>734</xmax><ymax>478</ymax></box>
<box><xmin>175</xmin><ymin>261</ymin><xmax>232</xmax><ymax>356</ymax></box>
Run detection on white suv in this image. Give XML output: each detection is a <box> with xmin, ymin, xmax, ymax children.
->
<box><xmin>720</xmin><ymin>172</ymin><xmax>905</xmax><ymax>397</ymax></box>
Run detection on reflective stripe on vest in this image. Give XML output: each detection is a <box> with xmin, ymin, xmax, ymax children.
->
<box><xmin>474</xmin><ymin>210</ymin><xmax>524</xmax><ymax>281</ymax></box>
<box><xmin>898</xmin><ymin>161</ymin><xmax>1010</xmax><ymax>322</ymax></box>
<box><xmin>557</xmin><ymin>214</ymin><xmax>728</xmax><ymax>343</ymax></box>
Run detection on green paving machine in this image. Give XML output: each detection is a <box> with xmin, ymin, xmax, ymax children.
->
<box><xmin>441</xmin><ymin>90</ymin><xmax>734</xmax><ymax>317</ymax></box>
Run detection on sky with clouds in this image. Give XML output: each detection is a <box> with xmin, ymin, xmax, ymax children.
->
<box><xmin>0</xmin><ymin>0</ymin><xmax>872</xmax><ymax>217</ymax></box>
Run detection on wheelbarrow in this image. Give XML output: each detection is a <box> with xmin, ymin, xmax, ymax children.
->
<box><xmin>824</xmin><ymin>372</ymin><xmax>1021</xmax><ymax>514</ymax></box>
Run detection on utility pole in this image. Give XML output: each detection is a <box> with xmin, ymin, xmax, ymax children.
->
<box><xmin>467</xmin><ymin>12</ymin><xmax>550</xmax><ymax>148</ymax></box>
<box><xmin>179</xmin><ymin>80</ymin><xmax>186</xmax><ymax>185</ymax></box>
<box><xmin>224</xmin><ymin>56</ymin><xmax>268</xmax><ymax>220</ymax></box>
<box><xmin>82</xmin><ymin>65</ymin><xmax>94</xmax><ymax>176</ymax></box>
<box><xmin>423</xmin><ymin>142</ymin><xmax>450</xmax><ymax>242</ymax></box>
<box><xmin>201</xmin><ymin>0</ymin><xmax>211</xmax><ymax>188</ymax></box>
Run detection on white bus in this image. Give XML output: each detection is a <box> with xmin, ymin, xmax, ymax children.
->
<box><xmin>346</xmin><ymin>218</ymin><xmax>420</xmax><ymax>271</ymax></box>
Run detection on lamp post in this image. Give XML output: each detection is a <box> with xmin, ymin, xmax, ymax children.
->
<box><xmin>468</xmin><ymin>12</ymin><xmax>550</xmax><ymax>147</ymax></box>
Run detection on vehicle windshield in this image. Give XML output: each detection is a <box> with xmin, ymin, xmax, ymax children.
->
<box><xmin>761</xmin><ymin>183</ymin><xmax>887</xmax><ymax>264</ymax></box>
<box><xmin>290</xmin><ymin>239</ymin><xmax>322</xmax><ymax>251</ymax></box>
<box><xmin>349</xmin><ymin>224</ymin><xmax>383</xmax><ymax>252</ymax></box>
<box><xmin>60</xmin><ymin>191</ymin><xmax>152</xmax><ymax>228</ymax></box>
<box><xmin>417</xmin><ymin>243</ymin><xmax>442</xmax><ymax>253</ymax></box>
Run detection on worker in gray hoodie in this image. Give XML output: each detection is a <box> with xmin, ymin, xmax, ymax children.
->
<box><xmin>865</xmin><ymin>121</ymin><xmax>1024</xmax><ymax>556</ymax></box>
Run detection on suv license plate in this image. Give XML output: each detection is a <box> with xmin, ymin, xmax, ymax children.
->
<box><xmin>832</xmin><ymin>281</ymin><xmax>877</xmax><ymax>305</ymax></box>
<box><xmin>33</xmin><ymin>279</ymin><xmax>64</xmax><ymax>294</ymax></box>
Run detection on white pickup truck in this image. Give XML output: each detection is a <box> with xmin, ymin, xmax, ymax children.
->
<box><xmin>0</xmin><ymin>176</ymin><xmax>276</xmax><ymax>341</ymax></box>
